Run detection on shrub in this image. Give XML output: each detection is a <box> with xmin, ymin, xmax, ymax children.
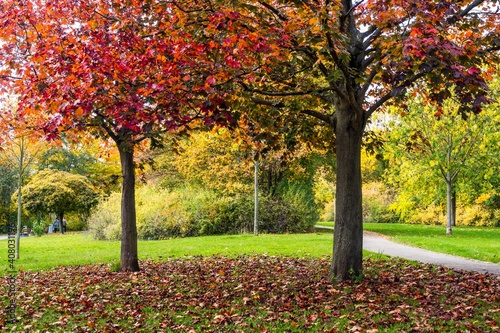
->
<box><xmin>64</xmin><ymin>213</ymin><xmax>88</xmax><ymax>231</ymax></box>
<box><xmin>88</xmin><ymin>192</ymin><xmax>121</xmax><ymax>240</ymax></box>
<box><xmin>493</xmin><ymin>210</ymin><xmax>500</xmax><ymax>227</ymax></box>
<box><xmin>275</xmin><ymin>183</ymin><xmax>319</xmax><ymax>232</ymax></box>
<box><xmin>313</xmin><ymin>172</ymin><xmax>335</xmax><ymax>222</ymax></box>
<box><xmin>457</xmin><ymin>205</ymin><xmax>495</xmax><ymax>227</ymax></box>
<box><xmin>407</xmin><ymin>204</ymin><xmax>445</xmax><ymax>225</ymax></box>
<box><xmin>362</xmin><ymin>182</ymin><xmax>399</xmax><ymax>223</ymax></box>
<box><xmin>32</xmin><ymin>219</ymin><xmax>46</xmax><ymax>236</ymax></box>
<box><xmin>321</xmin><ymin>201</ymin><xmax>335</xmax><ymax>222</ymax></box>
<box><xmin>88</xmin><ymin>183</ymin><xmax>320</xmax><ymax>241</ymax></box>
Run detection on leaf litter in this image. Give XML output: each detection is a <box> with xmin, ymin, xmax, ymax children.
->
<box><xmin>1</xmin><ymin>256</ymin><xmax>499</xmax><ymax>332</ymax></box>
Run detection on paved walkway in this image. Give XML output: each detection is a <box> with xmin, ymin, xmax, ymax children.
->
<box><xmin>316</xmin><ymin>226</ymin><xmax>500</xmax><ymax>276</ymax></box>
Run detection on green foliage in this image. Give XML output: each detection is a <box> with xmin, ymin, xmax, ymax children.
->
<box><xmin>64</xmin><ymin>213</ymin><xmax>88</xmax><ymax>231</ymax></box>
<box><xmin>171</xmin><ymin>129</ymin><xmax>253</xmax><ymax>195</ymax></box>
<box><xmin>31</xmin><ymin>219</ymin><xmax>46</xmax><ymax>236</ymax></box>
<box><xmin>17</xmin><ymin>169</ymin><xmax>99</xmax><ymax>220</ymax></box>
<box><xmin>362</xmin><ymin>182</ymin><xmax>399</xmax><ymax>223</ymax></box>
<box><xmin>494</xmin><ymin>210</ymin><xmax>500</xmax><ymax>227</ymax></box>
<box><xmin>39</xmin><ymin>146</ymin><xmax>97</xmax><ymax>174</ymax></box>
<box><xmin>312</xmin><ymin>167</ymin><xmax>335</xmax><ymax>221</ymax></box>
<box><xmin>383</xmin><ymin>90</ymin><xmax>500</xmax><ymax>226</ymax></box>
<box><xmin>39</xmin><ymin>145</ymin><xmax>122</xmax><ymax>196</ymax></box>
<box><xmin>88</xmin><ymin>184</ymin><xmax>318</xmax><ymax>241</ymax></box>
<box><xmin>0</xmin><ymin>161</ymin><xmax>18</xmax><ymax>231</ymax></box>
<box><xmin>0</xmin><ymin>162</ymin><xmax>16</xmax><ymax>205</ymax></box>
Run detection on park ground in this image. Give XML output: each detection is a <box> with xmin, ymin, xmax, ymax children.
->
<box><xmin>0</xmin><ymin>224</ymin><xmax>499</xmax><ymax>332</ymax></box>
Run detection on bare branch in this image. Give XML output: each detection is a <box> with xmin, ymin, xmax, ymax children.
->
<box><xmin>457</xmin><ymin>0</ymin><xmax>487</xmax><ymax>19</ymax></box>
<box><xmin>0</xmin><ymin>75</ymin><xmax>23</xmax><ymax>80</ymax></box>
<box><xmin>365</xmin><ymin>71</ymin><xmax>427</xmax><ymax>119</ymax></box>
<box><xmin>257</xmin><ymin>1</ymin><xmax>288</xmax><ymax>22</ymax></box>
<box><xmin>251</xmin><ymin>96</ymin><xmax>285</xmax><ymax>108</ymax></box>
<box><xmin>300</xmin><ymin>108</ymin><xmax>334</xmax><ymax>126</ymax></box>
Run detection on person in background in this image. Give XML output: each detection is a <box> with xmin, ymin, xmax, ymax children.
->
<box><xmin>53</xmin><ymin>217</ymin><xmax>60</xmax><ymax>233</ymax></box>
<box><xmin>62</xmin><ymin>218</ymin><xmax>67</xmax><ymax>233</ymax></box>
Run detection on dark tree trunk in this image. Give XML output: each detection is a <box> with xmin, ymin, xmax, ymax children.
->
<box><xmin>330</xmin><ymin>104</ymin><xmax>364</xmax><ymax>283</ymax></box>
<box><xmin>119</xmin><ymin>145</ymin><xmax>140</xmax><ymax>272</ymax></box>
<box><xmin>58</xmin><ymin>212</ymin><xmax>65</xmax><ymax>234</ymax></box>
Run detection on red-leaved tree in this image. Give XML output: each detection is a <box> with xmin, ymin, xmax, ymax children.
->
<box><xmin>0</xmin><ymin>0</ymin><xmax>262</xmax><ymax>271</ymax></box>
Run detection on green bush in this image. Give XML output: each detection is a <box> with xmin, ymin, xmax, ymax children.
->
<box><xmin>64</xmin><ymin>213</ymin><xmax>88</xmax><ymax>231</ymax></box>
<box><xmin>32</xmin><ymin>219</ymin><xmax>46</xmax><ymax>236</ymax></box>
<box><xmin>362</xmin><ymin>182</ymin><xmax>399</xmax><ymax>223</ymax></box>
<box><xmin>493</xmin><ymin>210</ymin><xmax>500</xmax><ymax>227</ymax></box>
<box><xmin>88</xmin><ymin>184</ymin><xmax>319</xmax><ymax>241</ymax></box>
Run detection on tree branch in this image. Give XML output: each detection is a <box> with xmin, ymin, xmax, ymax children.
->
<box><xmin>300</xmin><ymin>109</ymin><xmax>334</xmax><ymax>126</ymax></box>
<box><xmin>257</xmin><ymin>1</ymin><xmax>288</xmax><ymax>22</ymax></box>
<box><xmin>365</xmin><ymin>71</ymin><xmax>427</xmax><ymax>118</ymax></box>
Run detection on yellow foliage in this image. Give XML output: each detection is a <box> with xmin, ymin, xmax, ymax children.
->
<box><xmin>173</xmin><ymin>129</ymin><xmax>253</xmax><ymax>195</ymax></box>
<box><xmin>474</xmin><ymin>192</ymin><xmax>494</xmax><ymax>205</ymax></box>
<box><xmin>406</xmin><ymin>204</ymin><xmax>445</xmax><ymax>225</ymax></box>
<box><xmin>456</xmin><ymin>205</ymin><xmax>494</xmax><ymax>227</ymax></box>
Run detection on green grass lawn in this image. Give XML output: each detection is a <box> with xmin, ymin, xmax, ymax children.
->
<box><xmin>1</xmin><ymin>229</ymin><xmax>499</xmax><ymax>332</ymax></box>
<box><xmin>2</xmin><ymin>221</ymin><xmax>500</xmax><ymax>273</ymax></box>
<box><xmin>317</xmin><ymin>222</ymin><xmax>500</xmax><ymax>263</ymax></box>
<box><xmin>0</xmin><ymin>232</ymin><xmax>338</xmax><ymax>272</ymax></box>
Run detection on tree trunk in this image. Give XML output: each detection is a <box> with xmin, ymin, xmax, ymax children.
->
<box><xmin>254</xmin><ymin>160</ymin><xmax>259</xmax><ymax>236</ymax></box>
<box><xmin>119</xmin><ymin>145</ymin><xmax>140</xmax><ymax>272</ymax></box>
<box><xmin>15</xmin><ymin>174</ymin><xmax>22</xmax><ymax>260</ymax></box>
<box><xmin>446</xmin><ymin>177</ymin><xmax>453</xmax><ymax>235</ymax></box>
<box><xmin>451</xmin><ymin>189</ymin><xmax>456</xmax><ymax>227</ymax></box>
<box><xmin>330</xmin><ymin>105</ymin><xmax>364</xmax><ymax>282</ymax></box>
<box><xmin>15</xmin><ymin>139</ymin><xmax>25</xmax><ymax>260</ymax></box>
<box><xmin>58</xmin><ymin>213</ymin><xmax>65</xmax><ymax>234</ymax></box>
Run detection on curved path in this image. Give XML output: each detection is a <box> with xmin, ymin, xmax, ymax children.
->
<box><xmin>316</xmin><ymin>226</ymin><xmax>500</xmax><ymax>276</ymax></box>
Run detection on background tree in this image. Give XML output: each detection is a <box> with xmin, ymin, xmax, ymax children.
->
<box><xmin>38</xmin><ymin>139</ymin><xmax>122</xmax><ymax>196</ymax></box>
<box><xmin>385</xmin><ymin>95</ymin><xmax>490</xmax><ymax>234</ymax></box>
<box><xmin>16</xmin><ymin>169</ymin><xmax>98</xmax><ymax>230</ymax></box>
<box><xmin>0</xmin><ymin>101</ymin><xmax>46</xmax><ymax>258</ymax></box>
<box><xmin>0</xmin><ymin>161</ymin><xmax>17</xmax><ymax>233</ymax></box>
<box><xmin>384</xmin><ymin>72</ymin><xmax>500</xmax><ymax>228</ymax></box>
<box><xmin>170</xmin><ymin>129</ymin><xmax>253</xmax><ymax>195</ymax></box>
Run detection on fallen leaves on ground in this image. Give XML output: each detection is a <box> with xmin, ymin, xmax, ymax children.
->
<box><xmin>1</xmin><ymin>256</ymin><xmax>499</xmax><ymax>332</ymax></box>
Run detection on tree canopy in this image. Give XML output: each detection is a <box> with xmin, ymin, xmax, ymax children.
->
<box><xmin>17</xmin><ymin>169</ymin><xmax>98</xmax><ymax>223</ymax></box>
